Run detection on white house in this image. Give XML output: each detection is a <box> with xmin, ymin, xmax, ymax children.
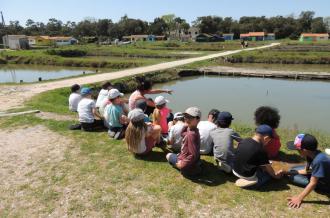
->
<box><xmin>50</xmin><ymin>36</ymin><xmax>78</xmax><ymax>46</ymax></box>
<box><xmin>2</xmin><ymin>35</ymin><xmax>29</xmax><ymax>50</ymax></box>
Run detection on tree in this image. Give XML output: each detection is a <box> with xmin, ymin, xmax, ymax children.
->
<box><xmin>161</xmin><ymin>14</ymin><xmax>176</xmax><ymax>35</ymax></box>
<box><xmin>324</xmin><ymin>17</ymin><xmax>330</xmax><ymax>32</ymax></box>
<box><xmin>46</xmin><ymin>18</ymin><xmax>63</xmax><ymax>36</ymax></box>
<box><xmin>298</xmin><ymin>11</ymin><xmax>315</xmax><ymax>32</ymax></box>
<box><xmin>149</xmin><ymin>17</ymin><xmax>168</xmax><ymax>35</ymax></box>
<box><xmin>311</xmin><ymin>17</ymin><xmax>327</xmax><ymax>33</ymax></box>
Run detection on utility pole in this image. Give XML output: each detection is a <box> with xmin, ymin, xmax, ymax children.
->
<box><xmin>0</xmin><ymin>11</ymin><xmax>5</xmax><ymax>26</ymax></box>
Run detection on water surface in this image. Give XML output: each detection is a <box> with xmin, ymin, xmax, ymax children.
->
<box><xmin>150</xmin><ymin>76</ymin><xmax>330</xmax><ymax>132</ymax></box>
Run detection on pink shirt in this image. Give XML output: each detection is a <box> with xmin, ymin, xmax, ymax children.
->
<box><xmin>128</xmin><ymin>90</ymin><xmax>144</xmax><ymax>111</ymax></box>
<box><xmin>159</xmin><ymin>107</ymin><xmax>170</xmax><ymax>134</ymax></box>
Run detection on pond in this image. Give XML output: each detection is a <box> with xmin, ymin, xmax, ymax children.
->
<box><xmin>0</xmin><ymin>65</ymin><xmax>95</xmax><ymax>83</ymax></box>
<box><xmin>150</xmin><ymin>76</ymin><xmax>330</xmax><ymax>133</ymax></box>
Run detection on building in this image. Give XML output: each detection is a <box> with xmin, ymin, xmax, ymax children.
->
<box><xmin>223</xmin><ymin>33</ymin><xmax>234</xmax><ymax>41</ymax></box>
<box><xmin>50</xmin><ymin>36</ymin><xmax>78</xmax><ymax>46</ymax></box>
<box><xmin>2</xmin><ymin>35</ymin><xmax>29</xmax><ymax>50</ymax></box>
<box><xmin>188</xmin><ymin>27</ymin><xmax>200</xmax><ymax>41</ymax></box>
<box><xmin>240</xmin><ymin>32</ymin><xmax>275</xmax><ymax>41</ymax></box>
<box><xmin>299</xmin><ymin>33</ymin><xmax>329</xmax><ymax>42</ymax></box>
<box><xmin>122</xmin><ymin>35</ymin><xmax>165</xmax><ymax>42</ymax></box>
<box><xmin>195</xmin><ymin>33</ymin><xmax>225</xmax><ymax>42</ymax></box>
<box><xmin>27</xmin><ymin>36</ymin><xmax>36</xmax><ymax>45</ymax></box>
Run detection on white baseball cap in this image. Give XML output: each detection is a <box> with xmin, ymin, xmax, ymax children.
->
<box><xmin>154</xmin><ymin>96</ymin><xmax>169</xmax><ymax>106</ymax></box>
<box><xmin>108</xmin><ymin>89</ymin><xmax>124</xmax><ymax>99</ymax></box>
<box><xmin>128</xmin><ymin>108</ymin><xmax>145</xmax><ymax>122</ymax></box>
<box><xmin>184</xmin><ymin>107</ymin><xmax>201</xmax><ymax>118</ymax></box>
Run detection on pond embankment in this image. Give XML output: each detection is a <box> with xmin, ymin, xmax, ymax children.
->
<box><xmin>179</xmin><ymin>66</ymin><xmax>330</xmax><ymax>81</ymax></box>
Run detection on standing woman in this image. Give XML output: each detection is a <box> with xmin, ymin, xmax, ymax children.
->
<box><xmin>125</xmin><ymin>109</ymin><xmax>162</xmax><ymax>155</ymax></box>
<box><xmin>128</xmin><ymin>77</ymin><xmax>172</xmax><ymax>115</ymax></box>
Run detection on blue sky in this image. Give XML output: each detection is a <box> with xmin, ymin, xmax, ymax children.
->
<box><xmin>1</xmin><ymin>0</ymin><xmax>329</xmax><ymax>26</ymax></box>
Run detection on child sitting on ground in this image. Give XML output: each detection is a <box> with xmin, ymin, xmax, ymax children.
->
<box><xmin>105</xmin><ymin>89</ymin><xmax>128</xmax><ymax>139</ymax></box>
<box><xmin>198</xmin><ymin>109</ymin><xmax>219</xmax><ymax>155</ymax></box>
<box><xmin>96</xmin><ymin>81</ymin><xmax>113</xmax><ymax>115</ymax></box>
<box><xmin>152</xmin><ymin>96</ymin><xmax>171</xmax><ymax>136</ymax></box>
<box><xmin>166</xmin><ymin>107</ymin><xmax>202</xmax><ymax>177</ymax></box>
<box><xmin>210</xmin><ymin>111</ymin><xmax>241</xmax><ymax>173</ymax></box>
<box><xmin>77</xmin><ymin>87</ymin><xmax>105</xmax><ymax>131</ymax></box>
<box><xmin>254</xmin><ymin>106</ymin><xmax>281</xmax><ymax>159</ymax></box>
<box><xmin>286</xmin><ymin>134</ymin><xmax>330</xmax><ymax>208</ymax></box>
<box><xmin>69</xmin><ymin>84</ymin><xmax>82</xmax><ymax>112</ymax></box>
<box><xmin>125</xmin><ymin>108</ymin><xmax>161</xmax><ymax>155</ymax></box>
<box><xmin>167</xmin><ymin>112</ymin><xmax>185</xmax><ymax>152</ymax></box>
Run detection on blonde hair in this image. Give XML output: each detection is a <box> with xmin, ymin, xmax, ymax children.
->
<box><xmin>125</xmin><ymin>120</ymin><xmax>147</xmax><ymax>153</ymax></box>
<box><xmin>152</xmin><ymin>108</ymin><xmax>161</xmax><ymax>125</ymax></box>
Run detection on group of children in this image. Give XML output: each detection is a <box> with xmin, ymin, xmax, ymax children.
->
<box><xmin>68</xmin><ymin>77</ymin><xmax>330</xmax><ymax>209</ymax></box>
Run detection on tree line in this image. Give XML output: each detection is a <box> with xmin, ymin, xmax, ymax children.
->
<box><xmin>0</xmin><ymin>11</ymin><xmax>329</xmax><ymax>42</ymax></box>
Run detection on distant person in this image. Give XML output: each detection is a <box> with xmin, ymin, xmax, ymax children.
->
<box><xmin>152</xmin><ymin>96</ymin><xmax>172</xmax><ymax>136</ymax></box>
<box><xmin>68</xmin><ymin>84</ymin><xmax>82</xmax><ymax>112</ymax></box>
<box><xmin>240</xmin><ymin>39</ymin><xmax>245</xmax><ymax>48</ymax></box>
<box><xmin>285</xmin><ymin>134</ymin><xmax>330</xmax><ymax>208</ymax></box>
<box><xmin>96</xmin><ymin>81</ymin><xmax>113</xmax><ymax>114</ymax></box>
<box><xmin>254</xmin><ymin>106</ymin><xmax>281</xmax><ymax>159</ymax></box>
<box><xmin>105</xmin><ymin>89</ymin><xmax>128</xmax><ymax>140</ymax></box>
<box><xmin>125</xmin><ymin>108</ymin><xmax>161</xmax><ymax>155</ymax></box>
<box><xmin>77</xmin><ymin>87</ymin><xmax>105</xmax><ymax>131</ymax></box>
<box><xmin>244</xmin><ymin>40</ymin><xmax>248</xmax><ymax>48</ymax></box>
<box><xmin>166</xmin><ymin>107</ymin><xmax>202</xmax><ymax>177</ymax></box>
<box><xmin>210</xmin><ymin>111</ymin><xmax>241</xmax><ymax>173</ymax></box>
<box><xmin>232</xmin><ymin>125</ymin><xmax>282</xmax><ymax>188</ymax></box>
<box><xmin>197</xmin><ymin>109</ymin><xmax>219</xmax><ymax>155</ymax></box>
<box><xmin>128</xmin><ymin>77</ymin><xmax>172</xmax><ymax>114</ymax></box>
<box><xmin>167</xmin><ymin>112</ymin><xmax>185</xmax><ymax>152</ymax></box>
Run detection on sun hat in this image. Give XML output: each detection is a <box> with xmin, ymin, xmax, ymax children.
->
<box><xmin>108</xmin><ymin>89</ymin><xmax>124</xmax><ymax>99</ymax></box>
<box><xmin>256</xmin><ymin>124</ymin><xmax>273</xmax><ymax>138</ymax></box>
<box><xmin>183</xmin><ymin>107</ymin><xmax>201</xmax><ymax>118</ymax></box>
<box><xmin>128</xmin><ymin>108</ymin><xmax>145</xmax><ymax>122</ymax></box>
<box><xmin>174</xmin><ymin>112</ymin><xmax>184</xmax><ymax>120</ymax></box>
<box><xmin>286</xmin><ymin>134</ymin><xmax>318</xmax><ymax>151</ymax></box>
<box><xmin>154</xmin><ymin>96</ymin><xmax>169</xmax><ymax>106</ymax></box>
<box><xmin>80</xmin><ymin>87</ymin><xmax>92</xmax><ymax>96</ymax></box>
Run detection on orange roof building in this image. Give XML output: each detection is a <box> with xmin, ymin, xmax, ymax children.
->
<box><xmin>299</xmin><ymin>33</ymin><xmax>329</xmax><ymax>42</ymax></box>
<box><xmin>239</xmin><ymin>32</ymin><xmax>275</xmax><ymax>41</ymax></box>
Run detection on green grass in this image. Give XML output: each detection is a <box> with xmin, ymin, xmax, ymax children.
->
<box><xmin>0</xmin><ymin>111</ymin><xmax>329</xmax><ymax>216</ymax></box>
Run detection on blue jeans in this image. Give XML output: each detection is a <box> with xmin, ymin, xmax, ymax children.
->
<box><xmin>245</xmin><ymin>168</ymin><xmax>272</xmax><ymax>189</ymax></box>
<box><xmin>288</xmin><ymin>165</ymin><xmax>330</xmax><ymax>193</ymax></box>
<box><xmin>168</xmin><ymin>153</ymin><xmax>178</xmax><ymax>166</ymax></box>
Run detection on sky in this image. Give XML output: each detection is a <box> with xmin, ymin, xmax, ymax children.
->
<box><xmin>1</xmin><ymin>0</ymin><xmax>330</xmax><ymax>26</ymax></box>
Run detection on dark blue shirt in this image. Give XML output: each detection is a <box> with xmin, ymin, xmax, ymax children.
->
<box><xmin>311</xmin><ymin>151</ymin><xmax>330</xmax><ymax>186</ymax></box>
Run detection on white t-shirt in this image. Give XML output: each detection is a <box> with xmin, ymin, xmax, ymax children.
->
<box><xmin>77</xmin><ymin>98</ymin><xmax>96</xmax><ymax>123</ymax></box>
<box><xmin>68</xmin><ymin>93</ymin><xmax>82</xmax><ymax>112</ymax></box>
<box><xmin>96</xmin><ymin>89</ymin><xmax>109</xmax><ymax>108</ymax></box>
<box><xmin>168</xmin><ymin>122</ymin><xmax>185</xmax><ymax>151</ymax></box>
<box><xmin>197</xmin><ymin>121</ymin><xmax>217</xmax><ymax>154</ymax></box>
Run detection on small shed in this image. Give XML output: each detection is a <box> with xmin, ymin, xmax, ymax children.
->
<box><xmin>188</xmin><ymin>27</ymin><xmax>200</xmax><ymax>41</ymax></box>
<box><xmin>2</xmin><ymin>35</ymin><xmax>29</xmax><ymax>50</ymax></box>
<box><xmin>299</xmin><ymin>33</ymin><xmax>329</xmax><ymax>42</ymax></box>
<box><xmin>240</xmin><ymin>32</ymin><xmax>275</xmax><ymax>41</ymax></box>
<box><xmin>223</xmin><ymin>33</ymin><xmax>234</xmax><ymax>41</ymax></box>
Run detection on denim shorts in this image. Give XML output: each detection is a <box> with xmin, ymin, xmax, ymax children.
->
<box><xmin>168</xmin><ymin>153</ymin><xmax>178</xmax><ymax>166</ymax></box>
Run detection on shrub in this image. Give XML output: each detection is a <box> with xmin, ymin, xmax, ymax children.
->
<box><xmin>46</xmin><ymin>49</ymin><xmax>87</xmax><ymax>57</ymax></box>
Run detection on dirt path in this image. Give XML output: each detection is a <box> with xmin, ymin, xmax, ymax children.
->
<box><xmin>0</xmin><ymin>43</ymin><xmax>279</xmax><ymax>112</ymax></box>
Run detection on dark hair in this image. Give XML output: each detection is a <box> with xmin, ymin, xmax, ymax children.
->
<box><xmin>136</xmin><ymin>77</ymin><xmax>153</xmax><ymax>91</ymax></box>
<box><xmin>208</xmin><ymin>109</ymin><xmax>220</xmax><ymax>123</ymax></box>
<box><xmin>135</xmin><ymin>99</ymin><xmax>147</xmax><ymax>112</ymax></box>
<box><xmin>254</xmin><ymin>106</ymin><xmax>280</xmax><ymax>129</ymax></box>
<box><xmin>218</xmin><ymin>120</ymin><xmax>231</xmax><ymax>128</ymax></box>
<box><xmin>71</xmin><ymin>84</ymin><xmax>80</xmax><ymax>93</ymax></box>
<box><xmin>102</xmin><ymin>81</ymin><xmax>112</xmax><ymax>90</ymax></box>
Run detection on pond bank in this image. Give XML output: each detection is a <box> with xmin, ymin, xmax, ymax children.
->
<box><xmin>180</xmin><ymin>66</ymin><xmax>330</xmax><ymax>81</ymax></box>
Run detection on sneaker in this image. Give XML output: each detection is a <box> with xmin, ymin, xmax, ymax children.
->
<box><xmin>217</xmin><ymin>161</ymin><xmax>232</xmax><ymax>174</ymax></box>
<box><xmin>235</xmin><ymin>178</ymin><xmax>258</xmax><ymax>188</ymax></box>
<box><xmin>108</xmin><ymin>130</ymin><xmax>116</xmax><ymax>138</ymax></box>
